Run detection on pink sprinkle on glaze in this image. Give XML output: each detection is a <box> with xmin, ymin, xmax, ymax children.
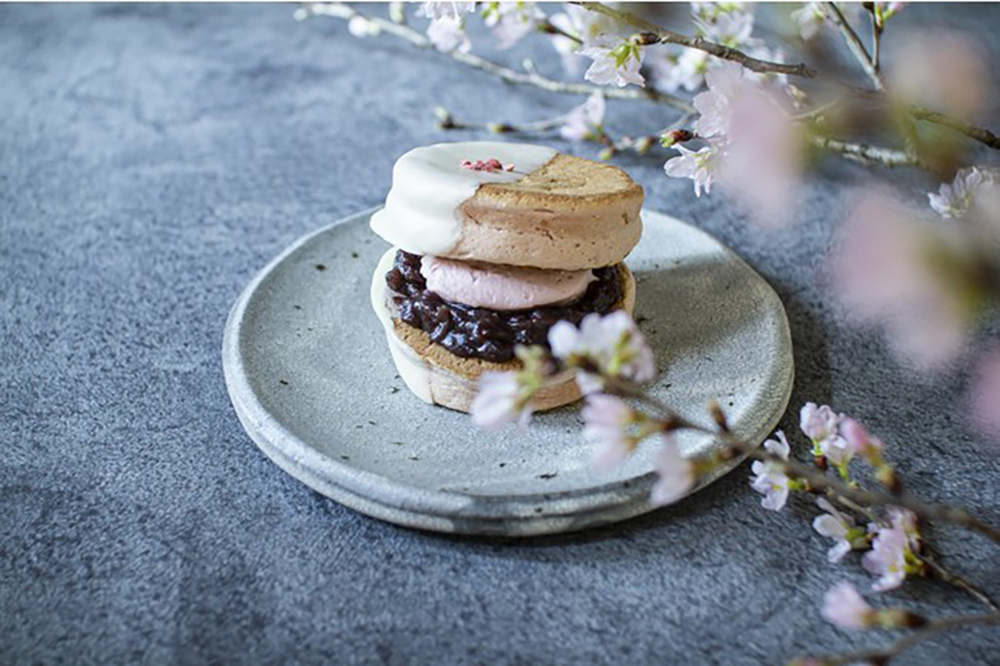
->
<box><xmin>459</xmin><ymin>158</ymin><xmax>513</xmax><ymax>173</ymax></box>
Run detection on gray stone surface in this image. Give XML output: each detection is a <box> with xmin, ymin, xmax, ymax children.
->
<box><xmin>2</xmin><ymin>3</ymin><xmax>998</xmax><ymax>665</ymax></box>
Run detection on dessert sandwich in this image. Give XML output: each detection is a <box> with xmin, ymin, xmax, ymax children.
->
<box><xmin>369</xmin><ymin>141</ymin><xmax>644</xmax><ymax>412</ymax></box>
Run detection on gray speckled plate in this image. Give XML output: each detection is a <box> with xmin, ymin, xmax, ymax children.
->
<box><xmin>222</xmin><ymin>207</ymin><xmax>793</xmax><ymax>536</ymax></box>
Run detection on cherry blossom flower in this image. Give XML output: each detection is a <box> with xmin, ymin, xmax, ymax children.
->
<box><xmin>928</xmin><ymin>167</ymin><xmax>996</xmax><ymax>219</ymax></box>
<box><xmin>583</xmin><ymin>394</ymin><xmax>641</xmax><ymax>470</ymax></box>
<box><xmin>581</xmin><ymin>37</ymin><xmax>645</xmax><ymax>88</ymax></box>
<box><xmin>547</xmin><ymin>4</ymin><xmax>623</xmax><ymax>74</ymax></box>
<box><xmin>548</xmin><ymin>311</ymin><xmax>656</xmax><ymax>394</ymax></box>
<box><xmin>862</xmin><ymin>525</ymin><xmax>910</xmax><ymax>591</ymax></box>
<box><xmin>483</xmin><ymin>2</ymin><xmax>545</xmax><ymax>50</ymax></box>
<box><xmin>650</xmin><ymin>4</ymin><xmax>759</xmax><ymax>94</ymax></box>
<box><xmin>470</xmin><ymin>346</ymin><xmax>548</xmax><ymax>431</ymax></box>
<box><xmin>970</xmin><ymin>346</ymin><xmax>1000</xmax><ymax>442</ymax></box>
<box><xmin>663</xmin><ymin>143</ymin><xmax>719</xmax><ymax>197</ymax></box>
<box><xmin>822</xmin><ymin>582</ymin><xmax>874</xmax><ymax>630</ymax></box>
<box><xmin>799</xmin><ymin>402</ymin><xmax>856</xmax><ymax>469</ymax></box>
<box><xmin>691</xmin><ymin>62</ymin><xmax>747</xmax><ymax>137</ymax></box>
<box><xmin>750</xmin><ymin>431</ymin><xmax>794</xmax><ymax>511</ymax></box>
<box><xmin>813</xmin><ymin>497</ymin><xmax>869</xmax><ymax>563</ymax></box>
<box><xmin>831</xmin><ymin>192</ymin><xmax>969</xmax><ymax>370</ymax></box>
<box><xmin>559</xmin><ymin>92</ymin><xmax>605</xmax><ymax>142</ymax></box>
<box><xmin>800</xmin><ymin>403</ymin><xmax>839</xmax><ymax>446</ymax></box>
<box><xmin>426</xmin><ymin>15</ymin><xmax>471</xmax><ymax>53</ymax></box>
<box><xmin>650</xmin><ymin>436</ymin><xmax>695</xmax><ymax>506</ymax></box>
<box><xmin>416</xmin><ymin>1</ymin><xmax>475</xmax><ymax>21</ymax></box>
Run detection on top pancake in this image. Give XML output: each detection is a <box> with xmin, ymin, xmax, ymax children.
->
<box><xmin>370</xmin><ymin>141</ymin><xmax>644</xmax><ymax>271</ymax></box>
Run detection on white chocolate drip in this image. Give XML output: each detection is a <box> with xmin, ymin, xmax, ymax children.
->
<box><xmin>369</xmin><ymin>141</ymin><xmax>557</xmax><ymax>256</ymax></box>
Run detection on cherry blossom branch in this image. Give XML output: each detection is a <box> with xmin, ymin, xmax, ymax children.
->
<box><xmin>296</xmin><ymin>3</ymin><xmax>694</xmax><ymax>112</ymax></box>
<box><xmin>434</xmin><ymin>106</ymin><xmax>569</xmax><ymax>134</ymax></box>
<box><xmin>918</xmin><ymin>552</ymin><xmax>999</xmax><ymax>612</ymax></box>
<box><xmin>803</xmin><ymin>612</ymin><xmax>1000</xmax><ymax>666</ymax></box>
<box><xmin>572</xmin><ymin>1</ymin><xmax>818</xmax><ymax>79</ymax></box>
<box><xmin>600</xmin><ymin>377</ymin><xmax>1000</xmax><ymax>544</ymax></box>
<box><xmin>909</xmin><ymin>105</ymin><xmax>1000</xmax><ymax>150</ymax></box>
<box><xmin>823</xmin><ymin>1</ymin><xmax>884</xmax><ymax>90</ymax></box>
<box><xmin>809</xmin><ymin>135</ymin><xmax>919</xmax><ymax>168</ymax></box>
<box><xmin>866</xmin><ymin>3</ymin><xmax>884</xmax><ymax>78</ymax></box>
<box><xmin>433</xmin><ymin>106</ymin><xmax>660</xmax><ymax>158</ymax></box>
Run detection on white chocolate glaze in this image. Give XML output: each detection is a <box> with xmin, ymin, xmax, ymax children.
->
<box><xmin>369</xmin><ymin>142</ymin><xmax>557</xmax><ymax>256</ymax></box>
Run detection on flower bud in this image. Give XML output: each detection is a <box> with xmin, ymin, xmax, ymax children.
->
<box><xmin>660</xmin><ymin>129</ymin><xmax>694</xmax><ymax>147</ymax></box>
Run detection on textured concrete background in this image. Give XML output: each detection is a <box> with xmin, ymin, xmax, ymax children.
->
<box><xmin>2</xmin><ymin>3</ymin><xmax>999</xmax><ymax>665</ymax></box>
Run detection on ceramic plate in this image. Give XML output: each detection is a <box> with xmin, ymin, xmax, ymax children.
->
<box><xmin>223</xmin><ymin>207</ymin><xmax>793</xmax><ymax>536</ymax></box>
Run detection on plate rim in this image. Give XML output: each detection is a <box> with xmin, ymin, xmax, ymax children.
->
<box><xmin>222</xmin><ymin>206</ymin><xmax>794</xmax><ymax>535</ymax></box>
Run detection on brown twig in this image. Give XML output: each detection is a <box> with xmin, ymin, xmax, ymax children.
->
<box><xmin>918</xmin><ymin>552</ymin><xmax>999</xmax><ymax>612</ymax></box>
<box><xmin>802</xmin><ymin>612</ymin><xmax>1000</xmax><ymax>665</ymax></box>
<box><xmin>573</xmin><ymin>1</ymin><xmax>818</xmax><ymax>79</ymax></box>
<box><xmin>909</xmin><ymin>105</ymin><xmax>1000</xmax><ymax>150</ymax></box>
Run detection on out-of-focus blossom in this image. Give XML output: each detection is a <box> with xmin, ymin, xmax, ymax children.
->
<box><xmin>650</xmin><ymin>436</ymin><xmax>695</xmax><ymax>506</ymax></box>
<box><xmin>822</xmin><ymin>582</ymin><xmax>875</xmax><ymax>630</ymax></box>
<box><xmin>664</xmin><ymin>143</ymin><xmax>719</xmax><ymax>197</ymax></box>
<box><xmin>890</xmin><ymin>30</ymin><xmax>988</xmax><ymax>119</ymax></box>
<box><xmin>471</xmin><ymin>371</ymin><xmax>533</xmax><ymax>431</ymax></box>
<box><xmin>426</xmin><ymin>16</ymin><xmax>471</xmax><ymax>52</ymax></box>
<box><xmin>549</xmin><ymin>311</ymin><xmax>656</xmax><ymax>394</ymax></box>
<box><xmin>813</xmin><ymin>497</ymin><xmax>869</xmax><ymax>562</ymax></box>
<box><xmin>648</xmin><ymin>47</ymin><xmax>709</xmax><ymax>94</ymax></box>
<box><xmin>928</xmin><ymin>167</ymin><xmax>997</xmax><ymax>219</ymax></box>
<box><xmin>887</xmin><ymin>506</ymin><xmax>922</xmax><ymax>553</ymax></box>
<box><xmin>483</xmin><ymin>2</ymin><xmax>545</xmax><ymax>50</ymax></box>
<box><xmin>862</xmin><ymin>525</ymin><xmax>910</xmax><ymax>591</ymax></box>
<box><xmin>695</xmin><ymin>7</ymin><xmax>754</xmax><ymax>47</ymax></box>
<box><xmin>831</xmin><ymin>192</ymin><xmax>969</xmax><ymax>370</ymax></box>
<box><xmin>790</xmin><ymin>2</ymin><xmax>826</xmax><ymax>41</ymax></box>
<box><xmin>559</xmin><ymin>92</ymin><xmax>605</xmax><ymax>142</ymax></box>
<box><xmin>347</xmin><ymin>15</ymin><xmax>381</xmax><ymax>38</ymax></box>
<box><xmin>715</xmin><ymin>84</ymin><xmax>800</xmax><ymax>225</ymax></box>
<box><xmin>744</xmin><ymin>45</ymin><xmax>788</xmax><ymax>85</ymax></box>
<box><xmin>470</xmin><ymin>345</ymin><xmax>548</xmax><ymax>431</ymax></box>
<box><xmin>690</xmin><ymin>1</ymin><xmax>750</xmax><ymax>23</ymax></box>
<box><xmin>970</xmin><ymin>347</ymin><xmax>1000</xmax><ymax>442</ymax></box>
<box><xmin>878</xmin><ymin>2</ymin><xmax>908</xmax><ymax>19</ymax></box>
<box><xmin>840</xmin><ymin>418</ymin><xmax>886</xmax><ymax>461</ymax></box>
<box><xmin>791</xmin><ymin>2</ymin><xmax>865</xmax><ymax>40</ymax></box>
<box><xmin>750</xmin><ymin>431</ymin><xmax>794</xmax><ymax>511</ymax></box>
<box><xmin>583</xmin><ymin>394</ymin><xmax>642</xmax><ymax>470</ymax></box>
<box><xmin>650</xmin><ymin>4</ymin><xmax>759</xmax><ymax>94</ymax></box>
<box><xmin>416</xmin><ymin>1</ymin><xmax>475</xmax><ymax>21</ymax></box>
<box><xmin>581</xmin><ymin>37</ymin><xmax>645</xmax><ymax>88</ymax></box>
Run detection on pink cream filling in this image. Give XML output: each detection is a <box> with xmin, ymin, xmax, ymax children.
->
<box><xmin>420</xmin><ymin>255</ymin><xmax>595</xmax><ymax>311</ymax></box>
